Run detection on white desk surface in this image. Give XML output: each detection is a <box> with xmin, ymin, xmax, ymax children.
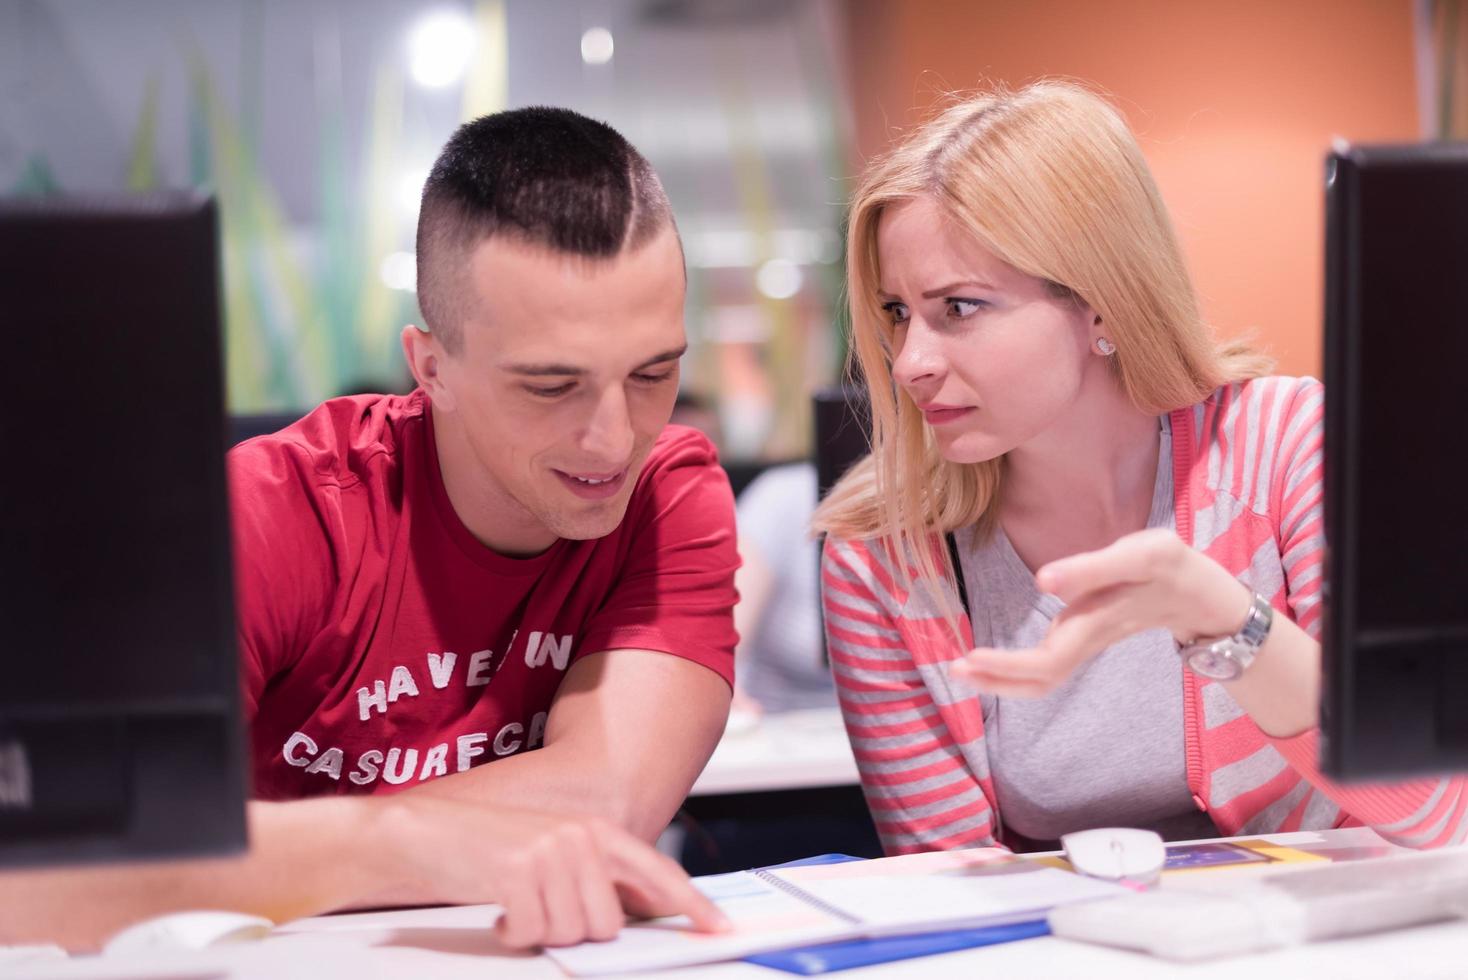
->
<box><xmin>13</xmin><ymin>829</ymin><xmax>1468</xmax><ymax>980</ymax></box>
<box><xmin>689</xmin><ymin>706</ymin><xmax>858</xmax><ymax>796</ymax></box>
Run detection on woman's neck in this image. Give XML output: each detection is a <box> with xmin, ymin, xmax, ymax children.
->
<box><xmin>998</xmin><ymin>376</ymin><xmax>1164</xmax><ymax>569</ymax></box>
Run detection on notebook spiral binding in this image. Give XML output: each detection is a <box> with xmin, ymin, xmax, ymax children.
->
<box><xmin>751</xmin><ymin>868</ymin><xmax>863</xmax><ymax>926</ymax></box>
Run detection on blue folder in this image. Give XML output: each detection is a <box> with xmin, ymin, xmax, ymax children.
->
<box><xmin>740</xmin><ymin>854</ymin><xmax>1049</xmax><ymax>975</ymax></box>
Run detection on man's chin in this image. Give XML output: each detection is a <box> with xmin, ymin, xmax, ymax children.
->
<box><xmin>543</xmin><ymin>501</ymin><xmax>631</xmax><ymax>542</ymax></box>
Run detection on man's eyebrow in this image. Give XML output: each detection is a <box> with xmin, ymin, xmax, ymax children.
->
<box><xmin>503</xmin><ymin>362</ymin><xmax>588</xmax><ymax>377</ymax></box>
<box><xmin>634</xmin><ymin>345</ymin><xmax>687</xmax><ymax>370</ymax></box>
<box><xmin>502</xmin><ymin>345</ymin><xmax>687</xmax><ymax>377</ymax></box>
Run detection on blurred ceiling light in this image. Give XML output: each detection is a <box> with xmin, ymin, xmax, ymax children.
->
<box><xmin>627</xmin><ymin>101</ymin><xmax>820</xmax><ymax>159</ymax></box>
<box><xmin>685</xmin><ymin>228</ymin><xmax>836</xmax><ymax>269</ymax></box>
<box><xmin>580</xmin><ymin>27</ymin><xmax>614</xmax><ymax>65</ymax></box>
<box><xmin>409</xmin><ymin>10</ymin><xmax>475</xmax><ymax>89</ymax></box>
<box><xmin>687</xmin><ymin>229</ymin><xmax>755</xmax><ymax>268</ymax></box>
<box><xmin>380</xmin><ymin>252</ymin><xmax>417</xmax><ymax>292</ymax></box>
<box><xmin>811</xmin><ymin>229</ymin><xmax>842</xmax><ymax>265</ymax></box>
<box><xmin>399</xmin><ymin>168</ymin><xmax>431</xmax><ymax>217</ymax></box>
<box><xmin>704</xmin><ymin>305</ymin><xmax>770</xmax><ymax>344</ymax></box>
<box><xmin>641</xmin><ymin>0</ymin><xmax>790</xmax><ymax>26</ymax></box>
<box><xmin>756</xmin><ymin>258</ymin><xmax>802</xmax><ymax>300</ymax></box>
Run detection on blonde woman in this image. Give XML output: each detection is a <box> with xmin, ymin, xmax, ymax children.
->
<box><xmin>814</xmin><ymin>81</ymin><xmax>1467</xmax><ymax>854</ymax></box>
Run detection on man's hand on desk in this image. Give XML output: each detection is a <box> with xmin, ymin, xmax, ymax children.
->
<box><xmin>0</xmin><ymin>796</ymin><xmax>729</xmax><ymax>952</ymax></box>
<box><xmin>366</xmin><ymin>796</ymin><xmax>730</xmax><ymax>948</ymax></box>
<box><xmin>0</xmin><ymin>654</ymin><xmax>733</xmax><ymax>952</ymax></box>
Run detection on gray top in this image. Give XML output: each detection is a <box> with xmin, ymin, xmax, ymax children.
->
<box><xmin>955</xmin><ymin>416</ymin><xmax>1218</xmax><ymax>845</ymax></box>
<box><xmin>735</xmin><ymin>463</ymin><xmax>837</xmax><ymax>713</ymax></box>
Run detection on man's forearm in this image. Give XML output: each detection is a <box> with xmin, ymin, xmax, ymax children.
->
<box><xmin>407</xmin><ymin>739</ymin><xmax>667</xmax><ymax>837</ymax></box>
<box><xmin>407</xmin><ymin>651</ymin><xmax>730</xmax><ymax>844</ymax></box>
<box><xmin>15</xmin><ymin>649</ymin><xmax>741</xmax><ymax>927</ymax></box>
<box><xmin>0</xmin><ymin>789</ymin><xmax>731</xmax><ymax>955</ymax></box>
<box><xmin>338</xmin><ymin>743</ymin><xmax>638</xmax><ymax>910</ymax></box>
<box><xmin>0</xmin><ymin>797</ymin><xmax>393</xmax><ymax>951</ymax></box>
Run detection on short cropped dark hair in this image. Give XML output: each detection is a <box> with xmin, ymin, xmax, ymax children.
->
<box><xmin>415</xmin><ymin>107</ymin><xmax>675</xmax><ymax>354</ymax></box>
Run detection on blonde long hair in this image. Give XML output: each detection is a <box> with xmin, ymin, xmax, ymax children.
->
<box><xmin>813</xmin><ymin>81</ymin><xmax>1272</xmax><ymax>602</ymax></box>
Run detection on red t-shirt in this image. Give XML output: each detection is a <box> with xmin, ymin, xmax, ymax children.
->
<box><xmin>228</xmin><ymin>390</ymin><xmax>738</xmax><ymax>801</ymax></box>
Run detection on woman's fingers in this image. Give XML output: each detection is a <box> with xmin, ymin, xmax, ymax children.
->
<box><xmin>1036</xmin><ymin>528</ymin><xmax>1182</xmax><ymax>600</ymax></box>
<box><xmin>1043</xmin><ymin>584</ymin><xmax>1151</xmax><ymax>665</ymax></box>
<box><xmin>947</xmin><ymin>661</ymin><xmax>1058</xmax><ymax>698</ymax></box>
<box><xmin>952</xmin><ymin>584</ymin><xmax>1148</xmax><ymax>694</ymax></box>
<box><xmin>961</xmin><ymin>533</ymin><xmax>1253</xmax><ymax>698</ymax></box>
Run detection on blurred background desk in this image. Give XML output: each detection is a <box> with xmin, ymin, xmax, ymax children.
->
<box><xmin>689</xmin><ymin>707</ymin><xmax>858</xmax><ymax>796</ymax></box>
<box><xmin>677</xmin><ymin>707</ymin><xmax>881</xmax><ymax>874</ymax></box>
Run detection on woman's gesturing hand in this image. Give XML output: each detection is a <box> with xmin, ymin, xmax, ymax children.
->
<box><xmin>951</xmin><ymin>529</ymin><xmax>1252</xmax><ymax>696</ymax></box>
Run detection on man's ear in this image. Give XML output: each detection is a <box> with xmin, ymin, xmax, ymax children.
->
<box><xmin>401</xmin><ymin>324</ymin><xmax>457</xmax><ymax>411</ymax></box>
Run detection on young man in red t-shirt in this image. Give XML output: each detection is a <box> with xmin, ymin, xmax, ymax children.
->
<box><xmin>5</xmin><ymin>108</ymin><xmax>735</xmax><ymax>951</ymax></box>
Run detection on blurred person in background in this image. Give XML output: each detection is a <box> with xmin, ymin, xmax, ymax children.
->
<box><xmin>671</xmin><ymin>401</ymin><xmax>868</xmax><ymax>874</ymax></box>
<box><xmin>731</xmin><ymin>461</ymin><xmax>836</xmax><ymax>718</ymax></box>
<box><xmin>667</xmin><ymin>392</ymin><xmax>835</xmax><ymax>718</ymax></box>
<box><xmin>668</xmin><ymin>389</ymin><xmax>724</xmax><ymax>442</ymax></box>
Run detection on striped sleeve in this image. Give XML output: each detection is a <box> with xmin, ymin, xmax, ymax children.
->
<box><xmin>1267</xmin><ymin>380</ymin><xmax>1468</xmax><ymax>848</ymax></box>
<box><xmin>1272</xmin><ymin>379</ymin><xmax>1326</xmax><ymax>637</ymax></box>
<box><xmin>821</xmin><ymin>537</ymin><xmax>999</xmax><ymax>854</ymax></box>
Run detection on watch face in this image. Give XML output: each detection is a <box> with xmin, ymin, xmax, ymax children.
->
<box><xmin>1186</xmin><ymin>644</ymin><xmax>1244</xmax><ymax>681</ymax></box>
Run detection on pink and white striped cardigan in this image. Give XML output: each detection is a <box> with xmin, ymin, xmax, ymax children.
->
<box><xmin>821</xmin><ymin>376</ymin><xmax>1468</xmax><ymax>854</ymax></box>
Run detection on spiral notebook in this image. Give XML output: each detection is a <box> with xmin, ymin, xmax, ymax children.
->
<box><xmin>545</xmin><ymin>847</ymin><xmax>1130</xmax><ymax>976</ymax></box>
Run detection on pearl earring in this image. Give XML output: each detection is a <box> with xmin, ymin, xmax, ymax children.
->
<box><xmin>1094</xmin><ymin>337</ymin><xmax>1117</xmax><ymax>356</ymax></box>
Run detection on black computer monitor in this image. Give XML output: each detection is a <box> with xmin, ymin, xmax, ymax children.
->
<box><xmin>813</xmin><ymin>385</ymin><xmax>871</xmax><ymax>502</ymax></box>
<box><xmin>0</xmin><ymin>193</ymin><xmax>247</xmax><ymax>866</ymax></box>
<box><xmin>1321</xmin><ymin>142</ymin><xmax>1468</xmax><ymax>781</ymax></box>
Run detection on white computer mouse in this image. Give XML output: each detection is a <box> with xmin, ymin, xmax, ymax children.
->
<box><xmin>102</xmin><ymin>910</ymin><xmax>274</xmax><ymax>956</ymax></box>
<box><xmin>1060</xmin><ymin>827</ymin><xmax>1166</xmax><ymax>886</ymax></box>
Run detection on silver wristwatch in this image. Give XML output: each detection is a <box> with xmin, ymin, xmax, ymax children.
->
<box><xmin>1176</xmin><ymin>592</ymin><xmax>1274</xmax><ymax>681</ymax></box>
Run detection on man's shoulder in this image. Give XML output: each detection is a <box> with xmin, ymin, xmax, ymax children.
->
<box><xmin>642</xmin><ymin>423</ymin><xmax>721</xmax><ymax>472</ymax></box>
<box><xmin>628</xmin><ymin>424</ymin><xmax>731</xmax><ymax>498</ymax></box>
<box><xmin>612</xmin><ymin>424</ymin><xmax>734</xmax><ymax>541</ymax></box>
<box><xmin>228</xmin><ymin>389</ymin><xmax>428</xmax><ymax>494</ymax></box>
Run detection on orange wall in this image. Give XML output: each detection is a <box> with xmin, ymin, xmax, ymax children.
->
<box><xmin>845</xmin><ymin>0</ymin><xmax>1420</xmax><ymax>377</ymax></box>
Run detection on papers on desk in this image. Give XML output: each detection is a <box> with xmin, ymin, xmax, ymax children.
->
<box><xmin>544</xmin><ymin>847</ymin><xmax>1130</xmax><ymax>976</ymax></box>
